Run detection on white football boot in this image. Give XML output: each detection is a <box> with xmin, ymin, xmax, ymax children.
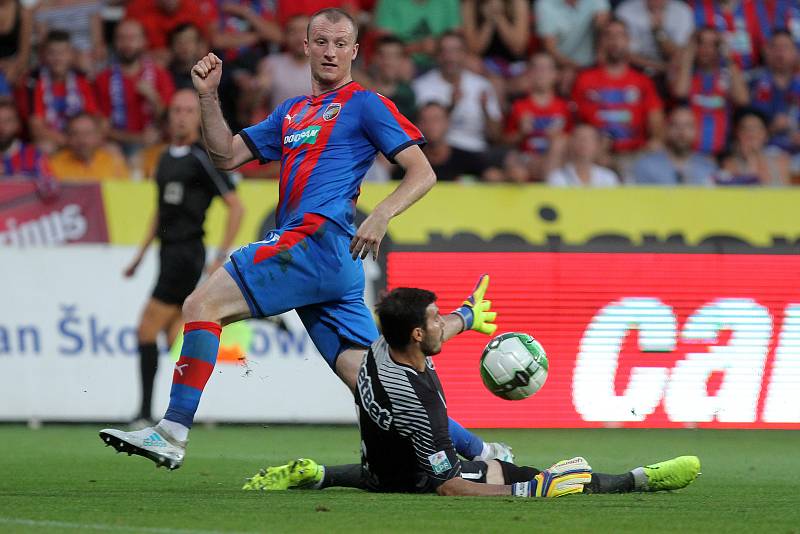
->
<box><xmin>99</xmin><ymin>424</ymin><xmax>186</xmax><ymax>470</ymax></box>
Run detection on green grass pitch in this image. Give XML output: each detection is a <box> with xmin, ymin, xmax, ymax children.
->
<box><xmin>1</xmin><ymin>425</ymin><xmax>798</xmax><ymax>533</ymax></box>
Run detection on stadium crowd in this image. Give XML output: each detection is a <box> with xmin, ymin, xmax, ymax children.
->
<box><xmin>2</xmin><ymin>0</ymin><xmax>800</xmax><ymax>186</ymax></box>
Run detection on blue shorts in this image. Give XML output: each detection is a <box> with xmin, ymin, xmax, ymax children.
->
<box><xmin>224</xmin><ymin>213</ymin><xmax>378</xmax><ymax>368</ymax></box>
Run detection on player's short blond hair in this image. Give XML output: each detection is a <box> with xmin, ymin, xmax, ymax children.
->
<box><xmin>307</xmin><ymin>8</ymin><xmax>358</xmax><ymax>42</ymax></box>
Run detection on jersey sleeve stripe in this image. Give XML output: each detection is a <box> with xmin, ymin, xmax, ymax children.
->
<box><xmin>239</xmin><ymin>130</ymin><xmax>265</xmax><ymax>164</ymax></box>
<box><xmin>386</xmin><ymin>138</ymin><xmax>426</xmax><ymax>163</ymax></box>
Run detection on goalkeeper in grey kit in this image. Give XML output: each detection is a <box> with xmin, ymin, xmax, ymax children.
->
<box><xmin>244</xmin><ymin>276</ymin><xmax>701</xmax><ymax>497</ymax></box>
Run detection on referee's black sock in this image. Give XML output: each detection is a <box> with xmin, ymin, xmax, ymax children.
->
<box><xmin>138</xmin><ymin>342</ymin><xmax>159</xmax><ymax>420</ymax></box>
<box><xmin>319</xmin><ymin>464</ymin><xmax>367</xmax><ymax>490</ymax></box>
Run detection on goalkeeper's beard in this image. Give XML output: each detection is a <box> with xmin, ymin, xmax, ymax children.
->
<box><xmin>420</xmin><ymin>332</ymin><xmax>444</xmax><ymax>357</ymax></box>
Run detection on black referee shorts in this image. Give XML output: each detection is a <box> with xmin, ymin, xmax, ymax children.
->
<box><xmin>152</xmin><ymin>239</ymin><xmax>206</xmax><ymax>306</ymax></box>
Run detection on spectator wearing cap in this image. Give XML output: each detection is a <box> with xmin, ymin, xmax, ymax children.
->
<box><xmin>571</xmin><ymin>19</ymin><xmax>664</xmax><ymax>165</ymax></box>
<box><xmin>749</xmin><ymin>30</ymin><xmax>800</xmax><ymax>154</ymax></box>
<box><xmin>28</xmin><ymin>30</ymin><xmax>99</xmax><ymax>154</ymax></box>
<box><xmin>412</xmin><ymin>31</ymin><xmax>502</xmax><ymax>159</ymax></box>
<box><xmin>670</xmin><ymin>27</ymin><xmax>748</xmax><ymax>156</ymax></box>
<box><xmin>504</xmin><ymin>52</ymin><xmax>571</xmax><ymax>182</ymax></box>
<box><xmin>615</xmin><ymin>0</ymin><xmax>694</xmax><ymax>76</ymax></box>
<box><xmin>95</xmin><ymin>19</ymin><xmax>175</xmax><ymax>157</ymax></box>
<box><xmin>629</xmin><ymin>106</ymin><xmax>717</xmax><ymax>185</ymax></box>
<box><xmin>50</xmin><ymin>113</ymin><xmax>129</xmax><ymax>181</ymax></box>
<box><xmin>547</xmin><ymin>123</ymin><xmax>620</xmax><ymax>187</ymax></box>
<box><xmin>716</xmin><ymin>108</ymin><xmax>791</xmax><ymax>186</ymax></box>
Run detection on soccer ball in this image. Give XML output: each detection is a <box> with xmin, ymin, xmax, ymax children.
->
<box><xmin>479</xmin><ymin>332</ymin><xmax>548</xmax><ymax>400</ymax></box>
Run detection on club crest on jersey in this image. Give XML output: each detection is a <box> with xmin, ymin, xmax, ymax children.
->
<box><xmin>323</xmin><ymin>102</ymin><xmax>341</xmax><ymax>121</ymax></box>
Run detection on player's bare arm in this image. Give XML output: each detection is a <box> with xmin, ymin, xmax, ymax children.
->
<box><xmin>191</xmin><ymin>53</ymin><xmax>254</xmax><ymax>171</ymax></box>
<box><xmin>207</xmin><ymin>191</ymin><xmax>245</xmax><ymax>274</ymax></box>
<box><xmin>350</xmin><ymin>145</ymin><xmax>436</xmax><ymax>260</ymax></box>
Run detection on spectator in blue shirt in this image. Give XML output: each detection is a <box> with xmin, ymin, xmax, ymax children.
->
<box><xmin>629</xmin><ymin>106</ymin><xmax>717</xmax><ymax>185</ymax></box>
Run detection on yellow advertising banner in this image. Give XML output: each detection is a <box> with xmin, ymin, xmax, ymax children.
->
<box><xmin>103</xmin><ymin>182</ymin><xmax>800</xmax><ymax>249</ymax></box>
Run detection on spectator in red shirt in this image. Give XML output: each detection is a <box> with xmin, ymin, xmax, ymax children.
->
<box><xmin>95</xmin><ymin>19</ymin><xmax>175</xmax><ymax>156</ymax></box>
<box><xmin>29</xmin><ymin>30</ymin><xmax>99</xmax><ymax>154</ymax></box>
<box><xmin>670</xmin><ymin>27</ymin><xmax>748</xmax><ymax>155</ymax></box>
<box><xmin>125</xmin><ymin>0</ymin><xmax>216</xmax><ymax>62</ymax></box>
<box><xmin>504</xmin><ymin>51</ymin><xmax>571</xmax><ymax>181</ymax></box>
<box><xmin>572</xmin><ymin>19</ymin><xmax>664</xmax><ymax>163</ymax></box>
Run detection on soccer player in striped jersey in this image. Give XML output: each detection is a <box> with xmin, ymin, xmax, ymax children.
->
<box><xmin>243</xmin><ymin>281</ymin><xmax>701</xmax><ymax>497</ymax></box>
<box><xmin>100</xmin><ymin>7</ymin><xmax>508</xmax><ymax>469</ymax></box>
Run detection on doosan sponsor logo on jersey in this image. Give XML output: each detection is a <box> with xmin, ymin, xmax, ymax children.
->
<box><xmin>283</xmin><ymin>126</ymin><xmax>321</xmax><ymax>147</ymax></box>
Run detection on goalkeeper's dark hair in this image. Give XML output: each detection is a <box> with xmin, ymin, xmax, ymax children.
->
<box><xmin>376</xmin><ymin>288</ymin><xmax>437</xmax><ymax>349</ymax></box>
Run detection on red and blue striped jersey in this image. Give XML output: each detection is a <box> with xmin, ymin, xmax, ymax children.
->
<box><xmin>689</xmin><ymin>70</ymin><xmax>731</xmax><ymax>155</ymax></box>
<box><xmin>240</xmin><ymin>82</ymin><xmax>424</xmax><ymax>234</ymax></box>
<box><xmin>691</xmin><ymin>0</ymin><xmax>761</xmax><ymax>70</ymax></box>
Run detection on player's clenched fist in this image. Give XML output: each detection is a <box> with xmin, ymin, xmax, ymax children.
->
<box><xmin>191</xmin><ymin>53</ymin><xmax>223</xmax><ymax>94</ymax></box>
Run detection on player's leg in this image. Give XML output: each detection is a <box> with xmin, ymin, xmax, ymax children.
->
<box><xmin>446</xmin><ymin>418</ymin><xmax>514</xmax><ymax>462</ymax></box>
<box><xmin>506</xmin><ymin>456</ymin><xmax>701</xmax><ymax>494</ymax></box>
<box><xmin>245</xmin><ymin>459</ymin><xmax>505</xmax><ymax>492</ymax></box>
<box><xmin>158</xmin><ymin>267</ymin><xmax>252</xmax><ymax>440</ymax></box>
<box><xmin>134</xmin><ymin>297</ymin><xmax>181</xmax><ymax>424</ymax></box>
<box><xmin>243</xmin><ymin>459</ymin><xmax>368</xmax><ymax>491</ymax></box>
<box><xmin>100</xmin><ymin>267</ymin><xmax>251</xmax><ymax>469</ymax></box>
<box><xmin>134</xmin><ymin>240</ymin><xmax>205</xmax><ymax>425</ymax></box>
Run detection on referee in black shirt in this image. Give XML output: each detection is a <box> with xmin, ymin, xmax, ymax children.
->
<box><xmin>124</xmin><ymin>89</ymin><xmax>244</xmax><ymax>425</ymax></box>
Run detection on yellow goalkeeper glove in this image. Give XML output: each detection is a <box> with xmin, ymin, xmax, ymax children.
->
<box><xmin>452</xmin><ymin>274</ymin><xmax>498</xmax><ymax>335</ymax></box>
<box><xmin>512</xmin><ymin>457</ymin><xmax>593</xmax><ymax>498</ymax></box>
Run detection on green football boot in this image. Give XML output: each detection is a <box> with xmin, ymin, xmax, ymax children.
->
<box><xmin>242</xmin><ymin>458</ymin><xmax>323</xmax><ymax>491</ymax></box>
<box><xmin>642</xmin><ymin>455</ymin><xmax>701</xmax><ymax>491</ymax></box>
